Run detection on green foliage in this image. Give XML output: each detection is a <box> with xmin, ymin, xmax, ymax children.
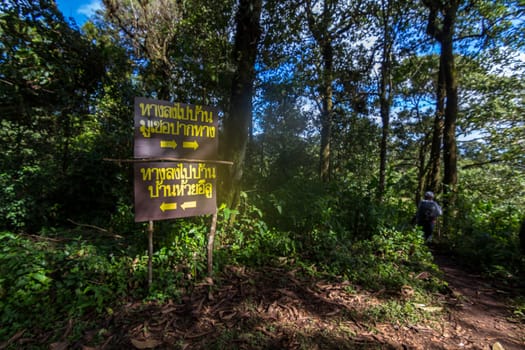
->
<box><xmin>0</xmin><ymin>172</ymin><xmax>28</xmax><ymax>230</ymax></box>
<box><xmin>258</xmin><ymin>176</ymin><xmax>416</xmax><ymax>253</ymax></box>
<box><xmin>0</xmin><ymin>232</ymin><xmax>54</xmax><ymax>335</ymax></box>
<box><xmin>0</xmin><ymin>133</ymin><xmax>58</xmax><ymax>230</ymax></box>
<box><xmin>510</xmin><ymin>296</ymin><xmax>525</xmax><ymax>323</ymax></box>
<box><xmin>0</xmin><ymin>231</ymin><xmax>150</xmax><ymax>341</ymax></box>
<box><xmin>367</xmin><ymin>300</ymin><xmax>426</xmax><ymax>324</ymax></box>
<box><xmin>0</xmin><ymin>196</ymin><xmax>300</xmax><ymax>342</ymax></box>
<box><xmin>0</xmin><ymin>0</ymin><xmax>145</xmax><ymax>233</ymax></box>
<box><xmin>0</xmin><ymin>0</ymin><xmax>135</xmax><ymax>232</ymax></box>
<box><xmin>0</xmin><ymin>0</ymin><xmax>523</xmax><ymax>346</ymax></box>
<box><xmin>217</xmin><ymin>191</ymin><xmax>439</xmax><ymax>299</ymax></box>
<box><xmin>449</xmin><ymin>165</ymin><xmax>524</xmax><ymax>275</ymax></box>
<box><xmin>216</xmin><ymin>193</ymin><xmax>297</xmax><ymax>267</ymax></box>
<box><xmin>101</xmin><ymin>0</ymin><xmax>233</xmax><ymax>101</ymax></box>
<box><xmin>346</xmin><ymin>228</ymin><xmax>443</xmax><ymax>293</ymax></box>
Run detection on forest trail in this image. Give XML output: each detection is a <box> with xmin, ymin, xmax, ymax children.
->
<box><xmin>78</xmin><ymin>255</ymin><xmax>524</xmax><ymax>349</ymax></box>
<box><xmin>430</xmin><ymin>254</ymin><xmax>524</xmax><ymax>350</ymax></box>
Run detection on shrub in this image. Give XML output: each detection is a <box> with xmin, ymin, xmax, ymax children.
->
<box><xmin>0</xmin><ymin>231</ymin><xmax>147</xmax><ymax>341</ymax></box>
<box><xmin>344</xmin><ymin>228</ymin><xmax>443</xmax><ymax>293</ymax></box>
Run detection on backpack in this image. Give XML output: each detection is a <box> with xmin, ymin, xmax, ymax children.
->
<box><xmin>418</xmin><ymin>200</ymin><xmax>437</xmax><ymax>223</ymax></box>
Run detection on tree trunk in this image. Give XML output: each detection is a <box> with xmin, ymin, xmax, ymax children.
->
<box><xmin>377</xmin><ymin>4</ymin><xmax>393</xmax><ymax>201</ymax></box>
<box><xmin>61</xmin><ymin>110</ymin><xmax>71</xmax><ymax>174</ymax></box>
<box><xmin>319</xmin><ymin>42</ymin><xmax>333</xmax><ymax>182</ymax></box>
<box><xmin>221</xmin><ymin>0</ymin><xmax>262</xmax><ymax>208</ymax></box>
<box><xmin>426</xmin><ymin>57</ymin><xmax>445</xmax><ymax>194</ymax></box>
<box><xmin>416</xmin><ymin>138</ymin><xmax>428</xmax><ymax>206</ymax></box>
<box><xmin>441</xmin><ymin>2</ymin><xmax>459</xmax><ymax>210</ymax></box>
<box><xmin>424</xmin><ymin>0</ymin><xmax>460</xmax><ymax>225</ymax></box>
<box><xmin>520</xmin><ymin>218</ymin><xmax>525</xmax><ymax>255</ymax></box>
<box><xmin>305</xmin><ymin>0</ymin><xmax>334</xmax><ymax>182</ymax></box>
<box><xmin>416</xmin><ymin>102</ymin><xmax>431</xmax><ymax>206</ymax></box>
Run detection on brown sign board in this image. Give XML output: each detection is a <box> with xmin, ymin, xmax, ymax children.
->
<box><xmin>134</xmin><ymin>162</ymin><xmax>217</xmax><ymax>222</ymax></box>
<box><xmin>134</xmin><ymin>97</ymin><xmax>219</xmax><ymax>159</ymax></box>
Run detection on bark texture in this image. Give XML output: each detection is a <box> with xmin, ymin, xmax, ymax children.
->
<box><xmin>221</xmin><ymin>0</ymin><xmax>263</xmax><ymax>208</ymax></box>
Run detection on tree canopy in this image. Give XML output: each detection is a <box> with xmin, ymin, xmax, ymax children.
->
<box><xmin>0</xmin><ymin>0</ymin><xmax>523</xmax><ymax>240</ymax></box>
<box><xmin>0</xmin><ymin>0</ymin><xmax>524</xmax><ymax>345</ymax></box>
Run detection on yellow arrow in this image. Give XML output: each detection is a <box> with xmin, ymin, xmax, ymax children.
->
<box><xmin>160</xmin><ymin>140</ymin><xmax>178</xmax><ymax>149</ymax></box>
<box><xmin>160</xmin><ymin>202</ymin><xmax>177</xmax><ymax>212</ymax></box>
<box><xmin>183</xmin><ymin>140</ymin><xmax>199</xmax><ymax>150</ymax></box>
<box><xmin>180</xmin><ymin>201</ymin><xmax>197</xmax><ymax>210</ymax></box>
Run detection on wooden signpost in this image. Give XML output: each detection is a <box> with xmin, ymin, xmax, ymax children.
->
<box><xmin>134</xmin><ymin>161</ymin><xmax>217</xmax><ymax>221</ymax></box>
<box><xmin>133</xmin><ymin>97</ymin><xmax>219</xmax><ymax>222</ymax></box>
<box><xmin>132</xmin><ymin>97</ymin><xmax>222</xmax><ymax>286</ymax></box>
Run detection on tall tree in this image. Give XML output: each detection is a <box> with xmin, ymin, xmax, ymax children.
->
<box><xmin>102</xmin><ymin>0</ymin><xmax>232</xmax><ymax>102</ymax></box>
<box><xmin>425</xmin><ymin>62</ymin><xmax>444</xmax><ymax>195</ymax></box>
<box><xmin>376</xmin><ymin>0</ymin><xmax>394</xmax><ymax>201</ymax></box>
<box><xmin>393</xmin><ymin>54</ymin><xmax>441</xmax><ymax>200</ymax></box>
<box><xmin>0</xmin><ymin>0</ymin><xmax>104</xmax><ymax>170</ymax></box>
<box><xmin>423</xmin><ymin>0</ymin><xmax>460</xmax><ymax>216</ymax></box>
<box><xmin>102</xmin><ymin>0</ymin><xmax>183</xmax><ymax>100</ymax></box>
<box><xmin>374</xmin><ymin>0</ymin><xmax>417</xmax><ymax>201</ymax></box>
<box><xmin>304</xmin><ymin>0</ymin><xmax>334</xmax><ymax>182</ymax></box>
<box><xmin>221</xmin><ymin>0</ymin><xmax>263</xmax><ymax>208</ymax></box>
<box><xmin>303</xmin><ymin>0</ymin><xmax>367</xmax><ymax>182</ymax></box>
<box><xmin>460</xmin><ymin>55</ymin><xmax>525</xmax><ymax>169</ymax></box>
<box><xmin>0</xmin><ymin>0</ymin><xmax>107</xmax><ymax>228</ymax></box>
<box><xmin>422</xmin><ymin>0</ymin><xmax>523</xmax><ymax>217</ymax></box>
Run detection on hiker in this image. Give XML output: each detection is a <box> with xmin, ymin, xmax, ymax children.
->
<box><xmin>415</xmin><ymin>191</ymin><xmax>442</xmax><ymax>242</ymax></box>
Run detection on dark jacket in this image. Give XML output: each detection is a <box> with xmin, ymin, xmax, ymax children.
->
<box><xmin>416</xmin><ymin>199</ymin><xmax>442</xmax><ymax>225</ymax></box>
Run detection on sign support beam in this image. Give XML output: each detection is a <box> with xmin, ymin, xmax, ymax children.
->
<box><xmin>207</xmin><ymin>210</ymin><xmax>218</xmax><ymax>277</ymax></box>
<box><xmin>148</xmin><ymin>220</ymin><xmax>154</xmax><ymax>288</ymax></box>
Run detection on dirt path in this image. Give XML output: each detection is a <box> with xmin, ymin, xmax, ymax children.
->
<box><xmin>72</xmin><ymin>259</ymin><xmax>524</xmax><ymax>349</ymax></box>
<box><xmin>431</xmin><ymin>255</ymin><xmax>524</xmax><ymax>350</ymax></box>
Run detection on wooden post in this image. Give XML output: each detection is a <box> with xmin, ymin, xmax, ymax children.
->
<box><xmin>148</xmin><ymin>220</ymin><xmax>154</xmax><ymax>288</ymax></box>
<box><xmin>207</xmin><ymin>210</ymin><xmax>218</xmax><ymax>277</ymax></box>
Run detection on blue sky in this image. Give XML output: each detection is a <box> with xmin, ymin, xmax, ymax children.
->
<box><xmin>55</xmin><ymin>0</ymin><xmax>102</xmax><ymax>25</ymax></box>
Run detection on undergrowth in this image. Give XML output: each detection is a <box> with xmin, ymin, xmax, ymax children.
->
<box><xmin>0</xmin><ymin>196</ymin><xmax>452</xmax><ymax>347</ymax></box>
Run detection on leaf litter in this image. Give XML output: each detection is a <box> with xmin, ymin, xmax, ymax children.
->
<box><xmin>70</xmin><ymin>258</ymin><xmax>525</xmax><ymax>350</ymax></box>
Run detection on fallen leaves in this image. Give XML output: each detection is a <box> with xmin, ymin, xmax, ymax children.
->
<box><xmin>5</xmin><ymin>262</ymin><xmax>523</xmax><ymax>349</ymax></box>
<box><xmin>130</xmin><ymin>338</ymin><xmax>162</xmax><ymax>349</ymax></box>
